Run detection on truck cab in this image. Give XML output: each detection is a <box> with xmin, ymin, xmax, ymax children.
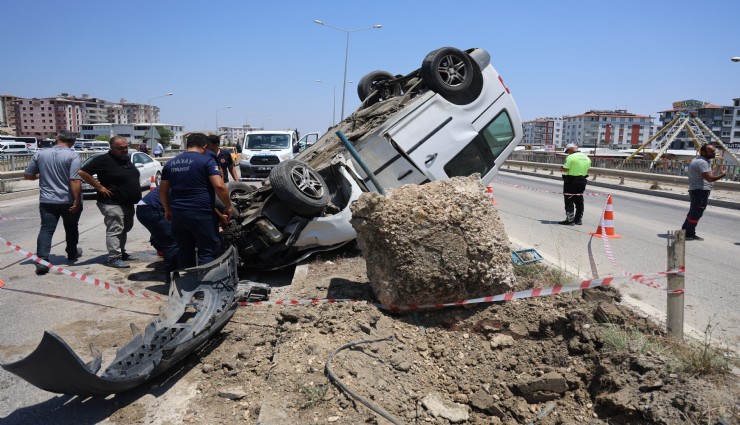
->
<box><xmin>239</xmin><ymin>130</ymin><xmax>319</xmax><ymax>179</ymax></box>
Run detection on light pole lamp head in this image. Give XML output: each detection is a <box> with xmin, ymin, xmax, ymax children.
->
<box><xmin>373</xmin><ymin>25</ymin><xmax>382</xmax><ymax>29</ymax></box>
<box><xmin>732</xmin><ymin>57</ymin><xmax>740</xmax><ymax>62</ymax></box>
<box><xmin>313</xmin><ymin>20</ymin><xmax>324</xmax><ymax>25</ymax></box>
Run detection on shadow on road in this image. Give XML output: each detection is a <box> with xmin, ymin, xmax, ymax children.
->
<box><xmin>0</xmin><ymin>333</ymin><xmax>227</xmax><ymax>425</ymax></box>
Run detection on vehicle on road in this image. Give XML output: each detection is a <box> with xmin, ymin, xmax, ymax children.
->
<box><xmin>80</xmin><ymin>151</ymin><xmax>163</xmax><ymax>196</ymax></box>
<box><xmin>239</xmin><ymin>130</ymin><xmax>319</xmax><ymax>179</ymax></box>
<box><xmin>224</xmin><ymin>46</ymin><xmax>521</xmax><ymax>270</ymax></box>
<box><xmin>0</xmin><ymin>140</ymin><xmax>30</xmax><ymax>158</ymax></box>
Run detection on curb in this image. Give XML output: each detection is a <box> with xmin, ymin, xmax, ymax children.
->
<box><xmin>500</xmin><ymin>169</ymin><xmax>740</xmax><ymax>211</ymax></box>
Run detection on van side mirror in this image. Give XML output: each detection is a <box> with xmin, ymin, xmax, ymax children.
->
<box><xmin>293</xmin><ymin>143</ymin><xmax>300</xmax><ymax>154</ymax></box>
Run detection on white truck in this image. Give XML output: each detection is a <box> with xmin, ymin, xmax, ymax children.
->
<box><xmin>238</xmin><ymin>130</ymin><xmax>319</xmax><ymax>179</ymax></box>
<box><xmin>223</xmin><ymin>46</ymin><xmax>522</xmax><ymax>270</ymax></box>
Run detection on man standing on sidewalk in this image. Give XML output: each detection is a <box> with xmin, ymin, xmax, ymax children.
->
<box><xmin>681</xmin><ymin>144</ymin><xmax>727</xmax><ymax>241</ymax></box>
<box><xmin>78</xmin><ymin>136</ymin><xmax>142</xmax><ymax>268</ymax></box>
<box><xmin>558</xmin><ymin>143</ymin><xmax>591</xmax><ymax>226</ymax></box>
<box><xmin>160</xmin><ymin>133</ymin><xmax>232</xmax><ymax>269</ymax></box>
<box><xmin>24</xmin><ymin>130</ymin><xmax>83</xmax><ymax>275</ymax></box>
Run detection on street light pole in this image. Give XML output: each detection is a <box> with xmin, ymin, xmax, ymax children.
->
<box><xmin>215</xmin><ymin>106</ymin><xmax>232</xmax><ymax>135</ymax></box>
<box><xmin>147</xmin><ymin>93</ymin><xmax>173</xmax><ymax>151</ymax></box>
<box><xmin>313</xmin><ymin>20</ymin><xmax>381</xmax><ymax>121</ymax></box>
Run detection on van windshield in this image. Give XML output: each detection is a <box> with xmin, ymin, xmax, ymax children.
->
<box><xmin>246</xmin><ymin>134</ymin><xmax>291</xmax><ymax>149</ymax></box>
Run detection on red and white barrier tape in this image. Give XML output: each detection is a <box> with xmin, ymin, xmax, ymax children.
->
<box><xmin>492</xmin><ymin>179</ymin><xmax>609</xmax><ymax>197</ymax></box>
<box><xmin>240</xmin><ymin>268</ymin><xmax>683</xmax><ymax>311</ymax></box>
<box><xmin>0</xmin><ymin>235</ymin><xmax>164</xmax><ymax>302</ymax></box>
<box><xmin>0</xmin><ymin>216</ymin><xmax>34</xmax><ymax>221</ymax></box>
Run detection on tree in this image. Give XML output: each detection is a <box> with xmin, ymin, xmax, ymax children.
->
<box><xmin>156</xmin><ymin>126</ymin><xmax>174</xmax><ymax>148</ymax></box>
<box><xmin>95</xmin><ymin>134</ymin><xmax>110</xmax><ymax>141</ymax></box>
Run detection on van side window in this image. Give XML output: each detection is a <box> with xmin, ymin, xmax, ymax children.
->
<box><xmin>443</xmin><ymin>110</ymin><xmax>515</xmax><ymax>178</ymax></box>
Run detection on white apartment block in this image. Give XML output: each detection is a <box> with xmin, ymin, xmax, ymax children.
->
<box><xmin>80</xmin><ymin>123</ymin><xmax>185</xmax><ymax>148</ymax></box>
<box><xmin>521</xmin><ymin>117</ymin><xmax>563</xmax><ymax>149</ymax></box>
<box><xmin>217</xmin><ymin>125</ymin><xmax>260</xmax><ymax>145</ymax></box>
<box><xmin>563</xmin><ymin>110</ymin><xmax>655</xmax><ymax>149</ymax></box>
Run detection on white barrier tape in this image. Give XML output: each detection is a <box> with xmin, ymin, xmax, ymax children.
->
<box><xmin>0</xmin><ymin>235</ymin><xmax>164</xmax><ymax>302</ymax></box>
<box><xmin>240</xmin><ymin>268</ymin><xmax>684</xmax><ymax>311</ymax></box>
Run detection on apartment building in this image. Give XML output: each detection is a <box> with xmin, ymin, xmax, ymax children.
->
<box><xmin>563</xmin><ymin>109</ymin><xmax>655</xmax><ymax>149</ymax></box>
<box><xmin>217</xmin><ymin>125</ymin><xmax>260</xmax><ymax>145</ymax></box>
<box><xmin>521</xmin><ymin>117</ymin><xmax>563</xmax><ymax>150</ymax></box>
<box><xmin>80</xmin><ymin>123</ymin><xmax>185</xmax><ymax>148</ymax></box>
<box><xmin>657</xmin><ymin>99</ymin><xmax>739</xmax><ymax>149</ymax></box>
<box><xmin>14</xmin><ymin>97</ymin><xmax>84</xmax><ymax>138</ymax></box>
<box><xmin>0</xmin><ymin>94</ymin><xmax>20</xmax><ymax>129</ymax></box>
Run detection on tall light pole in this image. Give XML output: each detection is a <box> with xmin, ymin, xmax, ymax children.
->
<box><xmin>216</xmin><ymin>106</ymin><xmax>231</xmax><ymax>134</ymax></box>
<box><xmin>147</xmin><ymin>92</ymin><xmax>173</xmax><ymax>151</ymax></box>
<box><xmin>313</xmin><ymin>20</ymin><xmax>381</xmax><ymax>121</ymax></box>
<box><xmin>316</xmin><ymin>80</ymin><xmax>336</xmax><ymax>126</ymax></box>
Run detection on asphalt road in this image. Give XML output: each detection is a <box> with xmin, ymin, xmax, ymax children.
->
<box><xmin>0</xmin><ymin>194</ymin><xmax>168</xmax><ymax>421</ymax></box>
<box><xmin>494</xmin><ymin>171</ymin><xmax>740</xmax><ymax>348</ymax></box>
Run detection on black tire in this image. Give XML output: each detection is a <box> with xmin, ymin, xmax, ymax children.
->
<box><xmin>226</xmin><ymin>181</ymin><xmax>257</xmax><ymax>198</ymax></box>
<box><xmin>420</xmin><ymin>47</ymin><xmax>483</xmax><ymax>105</ymax></box>
<box><xmin>269</xmin><ymin>159</ymin><xmax>329</xmax><ymax>216</ymax></box>
<box><xmin>357</xmin><ymin>70</ymin><xmax>401</xmax><ymax>106</ymax></box>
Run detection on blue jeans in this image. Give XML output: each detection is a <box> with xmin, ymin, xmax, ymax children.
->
<box><xmin>136</xmin><ymin>204</ymin><xmax>179</xmax><ymax>272</ymax></box>
<box><xmin>37</xmin><ymin>202</ymin><xmax>83</xmax><ymax>261</ymax></box>
<box><xmin>171</xmin><ymin>209</ymin><xmax>221</xmax><ymax>269</ymax></box>
<box><xmin>682</xmin><ymin>189</ymin><xmax>710</xmax><ymax>237</ymax></box>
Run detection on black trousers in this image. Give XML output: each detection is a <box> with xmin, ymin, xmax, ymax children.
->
<box><xmin>681</xmin><ymin>189</ymin><xmax>710</xmax><ymax>237</ymax></box>
<box><xmin>563</xmin><ymin>176</ymin><xmax>588</xmax><ymax>222</ymax></box>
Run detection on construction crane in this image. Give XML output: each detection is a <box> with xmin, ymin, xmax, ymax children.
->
<box><xmin>624</xmin><ymin>109</ymin><xmax>739</xmax><ymax>167</ymax></box>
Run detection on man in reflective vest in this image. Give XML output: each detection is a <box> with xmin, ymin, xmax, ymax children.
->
<box><xmin>559</xmin><ymin>143</ymin><xmax>591</xmax><ymax>226</ymax></box>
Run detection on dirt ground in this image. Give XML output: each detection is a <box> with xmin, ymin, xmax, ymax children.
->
<box><xmin>94</xmin><ymin>245</ymin><xmax>738</xmax><ymax>425</ymax></box>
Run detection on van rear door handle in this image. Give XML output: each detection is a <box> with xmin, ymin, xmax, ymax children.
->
<box><xmin>425</xmin><ymin>153</ymin><xmax>437</xmax><ymax>164</ymax></box>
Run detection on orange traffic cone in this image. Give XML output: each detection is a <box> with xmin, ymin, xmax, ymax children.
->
<box><xmin>485</xmin><ymin>184</ymin><xmax>496</xmax><ymax>205</ymax></box>
<box><xmin>590</xmin><ymin>194</ymin><xmax>621</xmax><ymax>238</ymax></box>
<box><xmin>149</xmin><ymin>175</ymin><xmax>157</xmax><ymax>191</ymax></box>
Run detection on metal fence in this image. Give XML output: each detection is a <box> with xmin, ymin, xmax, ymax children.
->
<box><xmin>0</xmin><ymin>150</ymin><xmax>188</xmax><ymax>173</ymax></box>
<box><xmin>508</xmin><ymin>152</ymin><xmax>740</xmax><ymax>182</ymax></box>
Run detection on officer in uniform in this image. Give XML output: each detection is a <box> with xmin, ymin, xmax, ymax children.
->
<box><xmin>559</xmin><ymin>143</ymin><xmax>591</xmax><ymax>225</ymax></box>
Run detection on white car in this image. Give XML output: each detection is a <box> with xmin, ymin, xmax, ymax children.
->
<box><xmin>223</xmin><ymin>46</ymin><xmax>522</xmax><ymax>270</ymax></box>
<box><xmin>80</xmin><ymin>151</ymin><xmax>163</xmax><ymax>195</ymax></box>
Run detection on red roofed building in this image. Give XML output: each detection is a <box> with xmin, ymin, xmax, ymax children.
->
<box><xmin>563</xmin><ymin>109</ymin><xmax>656</xmax><ymax>149</ymax></box>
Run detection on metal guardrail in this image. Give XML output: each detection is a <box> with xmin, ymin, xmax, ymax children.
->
<box><xmin>0</xmin><ymin>150</ymin><xmax>187</xmax><ymax>173</ymax></box>
<box><xmin>508</xmin><ymin>152</ymin><xmax>740</xmax><ymax>182</ymax></box>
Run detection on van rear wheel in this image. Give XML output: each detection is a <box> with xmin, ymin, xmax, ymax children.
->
<box><xmin>420</xmin><ymin>47</ymin><xmax>483</xmax><ymax>105</ymax></box>
<box><xmin>357</xmin><ymin>70</ymin><xmax>401</xmax><ymax>106</ymax></box>
<box><xmin>269</xmin><ymin>160</ymin><xmax>329</xmax><ymax>216</ymax></box>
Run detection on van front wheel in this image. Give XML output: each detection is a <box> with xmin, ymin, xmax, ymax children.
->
<box><xmin>270</xmin><ymin>160</ymin><xmax>329</xmax><ymax>216</ymax></box>
<box><xmin>420</xmin><ymin>47</ymin><xmax>483</xmax><ymax>105</ymax></box>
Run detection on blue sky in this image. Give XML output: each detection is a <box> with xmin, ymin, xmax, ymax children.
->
<box><xmin>3</xmin><ymin>0</ymin><xmax>739</xmax><ymax>135</ymax></box>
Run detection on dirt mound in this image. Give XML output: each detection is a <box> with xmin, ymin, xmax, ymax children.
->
<box><xmin>130</xmin><ymin>255</ymin><xmax>738</xmax><ymax>425</ymax></box>
<box><xmin>350</xmin><ymin>175</ymin><xmax>514</xmax><ymax>307</ymax></box>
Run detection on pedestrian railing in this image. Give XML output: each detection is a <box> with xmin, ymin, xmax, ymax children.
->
<box><xmin>507</xmin><ymin>152</ymin><xmax>740</xmax><ymax>182</ymax></box>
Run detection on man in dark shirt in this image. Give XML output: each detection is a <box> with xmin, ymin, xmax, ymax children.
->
<box><xmin>160</xmin><ymin>133</ymin><xmax>232</xmax><ymax>268</ymax></box>
<box><xmin>136</xmin><ymin>187</ymin><xmax>178</xmax><ymax>283</ymax></box>
<box><xmin>207</xmin><ymin>135</ymin><xmax>238</xmax><ymax>182</ymax></box>
<box><xmin>78</xmin><ymin>136</ymin><xmax>142</xmax><ymax>268</ymax></box>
